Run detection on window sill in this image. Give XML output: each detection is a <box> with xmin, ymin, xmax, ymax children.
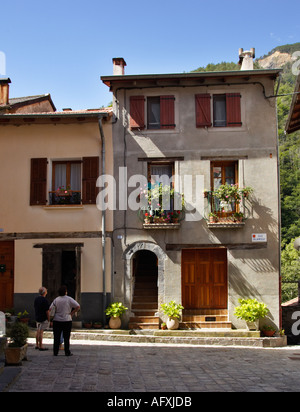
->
<box><xmin>207</xmin><ymin>221</ymin><xmax>245</xmax><ymax>229</ymax></box>
<box><xmin>143</xmin><ymin>223</ymin><xmax>180</xmax><ymax>230</ymax></box>
<box><xmin>44</xmin><ymin>205</ymin><xmax>84</xmax><ymax>210</ymax></box>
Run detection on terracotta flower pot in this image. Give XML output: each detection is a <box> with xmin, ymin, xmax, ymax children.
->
<box><xmin>109</xmin><ymin>316</ymin><xmax>121</xmax><ymax>329</ymax></box>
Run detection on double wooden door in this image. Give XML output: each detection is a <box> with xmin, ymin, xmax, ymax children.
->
<box><xmin>182</xmin><ymin>249</ymin><xmax>228</xmax><ymax>309</ymax></box>
<box><xmin>0</xmin><ymin>241</ymin><xmax>14</xmax><ymax>311</ymax></box>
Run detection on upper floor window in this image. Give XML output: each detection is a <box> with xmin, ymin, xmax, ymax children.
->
<box><xmin>195</xmin><ymin>93</ymin><xmax>242</xmax><ymax>128</ymax></box>
<box><xmin>30</xmin><ymin>157</ymin><xmax>99</xmax><ymax>206</ymax></box>
<box><xmin>51</xmin><ymin>161</ymin><xmax>81</xmax><ymax>205</ymax></box>
<box><xmin>130</xmin><ymin>95</ymin><xmax>175</xmax><ymax>131</ymax></box>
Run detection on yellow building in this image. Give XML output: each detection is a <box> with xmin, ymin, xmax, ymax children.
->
<box><xmin>0</xmin><ymin>81</ymin><xmax>113</xmax><ymax>324</ymax></box>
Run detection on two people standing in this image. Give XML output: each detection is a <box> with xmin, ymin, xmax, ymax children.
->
<box><xmin>34</xmin><ymin>285</ymin><xmax>80</xmax><ymax>356</ymax></box>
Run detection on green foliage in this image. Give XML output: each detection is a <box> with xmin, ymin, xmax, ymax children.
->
<box><xmin>161</xmin><ymin>301</ymin><xmax>184</xmax><ymax>319</ymax></box>
<box><xmin>281</xmin><ymin>238</ymin><xmax>300</xmax><ymax>302</ymax></box>
<box><xmin>234</xmin><ymin>299</ymin><xmax>269</xmax><ymax>322</ymax></box>
<box><xmin>7</xmin><ymin>322</ymin><xmax>29</xmax><ymax>347</ymax></box>
<box><xmin>105</xmin><ymin>302</ymin><xmax>128</xmax><ymax>318</ymax></box>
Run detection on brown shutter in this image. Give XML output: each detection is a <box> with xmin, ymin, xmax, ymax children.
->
<box><xmin>226</xmin><ymin>93</ymin><xmax>242</xmax><ymax>127</ymax></box>
<box><xmin>30</xmin><ymin>158</ymin><xmax>47</xmax><ymax>205</ymax></box>
<box><xmin>195</xmin><ymin>94</ymin><xmax>212</xmax><ymax>127</ymax></box>
<box><xmin>82</xmin><ymin>157</ymin><xmax>99</xmax><ymax>204</ymax></box>
<box><xmin>160</xmin><ymin>95</ymin><xmax>175</xmax><ymax>129</ymax></box>
<box><xmin>130</xmin><ymin>96</ymin><xmax>145</xmax><ymax>130</ymax></box>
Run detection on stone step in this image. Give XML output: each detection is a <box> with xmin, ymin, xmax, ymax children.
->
<box><xmin>180</xmin><ymin>321</ymin><xmax>233</xmax><ymax>330</ymax></box>
<box><xmin>133</xmin><ymin>295</ymin><xmax>158</xmax><ymax>303</ymax></box>
<box><xmin>129</xmin><ymin>316</ymin><xmax>159</xmax><ymax>323</ymax></box>
<box><xmin>128</xmin><ymin>323</ymin><xmax>159</xmax><ymax>330</ymax></box>
<box><xmin>31</xmin><ymin>329</ymin><xmax>287</xmax><ymax>348</ymax></box>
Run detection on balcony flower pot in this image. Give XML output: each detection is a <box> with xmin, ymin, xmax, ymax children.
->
<box><xmin>166</xmin><ymin>317</ymin><xmax>180</xmax><ymax>330</ymax></box>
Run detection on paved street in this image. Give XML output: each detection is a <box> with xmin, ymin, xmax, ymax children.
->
<box><xmin>2</xmin><ymin>338</ymin><xmax>300</xmax><ymax>393</ymax></box>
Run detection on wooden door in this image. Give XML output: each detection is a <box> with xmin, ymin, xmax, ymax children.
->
<box><xmin>0</xmin><ymin>241</ymin><xmax>14</xmax><ymax>311</ymax></box>
<box><xmin>182</xmin><ymin>249</ymin><xmax>227</xmax><ymax>309</ymax></box>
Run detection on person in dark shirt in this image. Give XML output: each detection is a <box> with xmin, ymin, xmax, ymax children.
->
<box><xmin>34</xmin><ymin>287</ymin><xmax>50</xmax><ymax>351</ymax></box>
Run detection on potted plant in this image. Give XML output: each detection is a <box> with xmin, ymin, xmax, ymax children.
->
<box><xmin>161</xmin><ymin>322</ymin><xmax>167</xmax><ymax>330</ymax></box>
<box><xmin>105</xmin><ymin>302</ymin><xmax>128</xmax><ymax>329</ymax></box>
<box><xmin>17</xmin><ymin>310</ymin><xmax>30</xmax><ymax>324</ymax></box>
<box><xmin>93</xmin><ymin>321</ymin><xmax>102</xmax><ymax>329</ymax></box>
<box><xmin>83</xmin><ymin>321</ymin><xmax>93</xmax><ymax>329</ymax></box>
<box><xmin>208</xmin><ymin>212</ymin><xmax>218</xmax><ymax>223</ymax></box>
<box><xmin>261</xmin><ymin>325</ymin><xmax>276</xmax><ymax>337</ymax></box>
<box><xmin>161</xmin><ymin>300</ymin><xmax>184</xmax><ymax>330</ymax></box>
<box><xmin>5</xmin><ymin>321</ymin><xmax>29</xmax><ymax>365</ymax></box>
<box><xmin>234</xmin><ymin>298</ymin><xmax>269</xmax><ymax>330</ymax></box>
<box><xmin>233</xmin><ymin>212</ymin><xmax>244</xmax><ymax>223</ymax></box>
<box><xmin>240</xmin><ymin>186</ymin><xmax>254</xmax><ymax>199</ymax></box>
<box><xmin>55</xmin><ymin>185</ymin><xmax>72</xmax><ymax>197</ymax></box>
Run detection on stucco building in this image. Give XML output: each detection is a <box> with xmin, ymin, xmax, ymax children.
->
<box><xmin>0</xmin><ymin>80</ymin><xmax>113</xmax><ymax>323</ymax></box>
<box><xmin>101</xmin><ymin>51</ymin><xmax>282</xmax><ymax>330</ymax></box>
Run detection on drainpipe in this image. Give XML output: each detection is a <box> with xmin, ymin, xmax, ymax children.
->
<box><xmin>98</xmin><ymin>116</ymin><xmax>106</xmax><ymax>324</ymax></box>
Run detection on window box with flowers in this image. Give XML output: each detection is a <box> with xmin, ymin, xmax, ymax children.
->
<box><xmin>139</xmin><ymin>184</ymin><xmax>185</xmax><ymax>229</ymax></box>
<box><xmin>205</xmin><ymin>183</ymin><xmax>253</xmax><ymax>228</ymax></box>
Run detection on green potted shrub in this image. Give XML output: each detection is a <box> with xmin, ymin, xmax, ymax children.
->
<box><xmin>17</xmin><ymin>310</ymin><xmax>30</xmax><ymax>324</ymax></box>
<box><xmin>161</xmin><ymin>301</ymin><xmax>184</xmax><ymax>330</ymax></box>
<box><xmin>105</xmin><ymin>302</ymin><xmax>128</xmax><ymax>329</ymax></box>
<box><xmin>5</xmin><ymin>321</ymin><xmax>29</xmax><ymax>365</ymax></box>
<box><xmin>234</xmin><ymin>298</ymin><xmax>269</xmax><ymax>330</ymax></box>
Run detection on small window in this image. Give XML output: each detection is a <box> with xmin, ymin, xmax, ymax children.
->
<box><xmin>213</xmin><ymin>95</ymin><xmax>227</xmax><ymax>127</ymax></box>
<box><xmin>147</xmin><ymin>97</ymin><xmax>161</xmax><ymax>129</ymax></box>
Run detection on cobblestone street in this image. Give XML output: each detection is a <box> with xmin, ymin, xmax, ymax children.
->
<box><xmin>2</xmin><ymin>338</ymin><xmax>300</xmax><ymax>393</ymax></box>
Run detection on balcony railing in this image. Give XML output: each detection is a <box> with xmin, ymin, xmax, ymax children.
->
<box><xmin>49</xmin><ymin>191</ymin><xmax>81</xmax><ymax>205</ymax></box>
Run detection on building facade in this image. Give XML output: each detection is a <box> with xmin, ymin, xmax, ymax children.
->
<box><xmin>0</xmin><ymin>104</ymin><xmax>113</xmax><ymax>324</ymax></box>
<box><xmin>101</xmin><ymin>54</ymin><xmax>282</xmax><ymax>330</ymax></box>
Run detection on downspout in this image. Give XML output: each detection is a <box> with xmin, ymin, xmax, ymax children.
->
<box><xmin>98</xmin><ymin>116</ymin><xmax>106</xmax><ymax>324</ymax></box>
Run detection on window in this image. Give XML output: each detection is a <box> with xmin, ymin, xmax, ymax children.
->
<box><xmin>51</xmin><ymin>161</ymin><xmax>81</xmax><ymax>205</ymax></box>
<box><xmin>130</xmin><ymin>95</ymin><xmax>175</xmax><ymax>130</ymax></box>
<box><xmin>148</xmin><ymin>162</ymin><xmax>174</xmax><ymax>211</ymax></box>
<box><xmin>148</xmin><ymin>162</ymin><xmax>174</xmax><ymax>186</ymax></box>
<box><xmin>195</xmin><ymin>93</ymin><xmax>242</xmax><ymax>128</ymax></box>
<box><xmin>213</xmin><ymin>95</ymin><xmax>227</xmax><ymax>127</ymax></box>
<box><xmin>30</xmin><ymin>157</ymin><xmax>99</xmax><ymax>206</ymax></box>
<box><xmin>211</xmin><ymin>161</ymin><xmax>238</xmax><ymax>215</ymax></box>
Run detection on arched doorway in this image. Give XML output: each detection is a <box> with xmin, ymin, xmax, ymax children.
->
<box><xmin>124</xmin><ymin>242</ymin><xmax>166</xmax><ymax>329</ymax></box>
<box><xmin>130</xmin><ymin>250</ymin><xmax>158</xmax><ymax>329</ymax></box>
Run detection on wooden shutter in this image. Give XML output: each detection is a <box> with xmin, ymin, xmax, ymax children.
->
<box><xmin>195</xmin><ymin>94</ymin><xmax>212</xmax><ymax>127</ymax></box>
<box><xmin>160</xmin><ymin>95</ymin><xmax>175</xmax><ymax>129</ymax></box>
<box><xmin>226</xmin><ymin>93</ymin><xmax>242</xmax><ymax>127</ymax></box>
<box><xmin>130</xmin><ymin>96</ymin><xmax>145</xmax><ymax>130</ymax></box>
<box><xmin>30</xmin><ymin>158</ymin><xmax>47</xmax><ymax>205</ymax></box>
<box><xmin>82</xmin><ymin>157</ymin><xmax>99</xmax><ymax>204</ymax></box>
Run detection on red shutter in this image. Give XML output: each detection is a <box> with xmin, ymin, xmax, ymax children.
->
<box><xmin>130</xmin><ymin>96</ymin><xmax>145</xmax><ymax>130</ymax></box>
<box><xmin>226</xmin><ymin>93</ymin><xmax>242</xmax><ymax>127</ymax></box>
<box><xmin>195</xmin><ymin>94</ymin><xmax>212</xmax><ymax>127</ymax></box>
<box><xmin>82</xmin><ymin>157</ymin><xmax>99</xmax><ymax>204</ymax></box>
<box><xmin>160</xmin><ymin>95</ymin><xmax>175</xmax><ymax>129</ymax></box>
<box><xmin>30</xmin><ymin>158</ymin><xmax>47</xmax><ymax>205</ymax></box>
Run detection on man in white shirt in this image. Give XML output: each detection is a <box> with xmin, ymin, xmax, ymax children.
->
<box><xmin>50</xmin><ymin>285</ymin><xmax>80</xmax><ymax>356</ymax></box>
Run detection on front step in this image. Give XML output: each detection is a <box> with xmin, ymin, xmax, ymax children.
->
<box><xmin>181</xmin><ymin>309</ymin><xmax>232</xmax><ymax>330</ymax></box>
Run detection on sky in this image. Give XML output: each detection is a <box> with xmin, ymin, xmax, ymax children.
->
<box><xmin>1</xmin><ymin>0</ymin><xmax>299</xmax><ymax>111</ymax></box>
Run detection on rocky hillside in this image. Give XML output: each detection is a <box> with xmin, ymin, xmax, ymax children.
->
<box><xmin>257</xmin><ymin>50</ymin><xmax>293</xmax><ymax>69</ymax></box>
